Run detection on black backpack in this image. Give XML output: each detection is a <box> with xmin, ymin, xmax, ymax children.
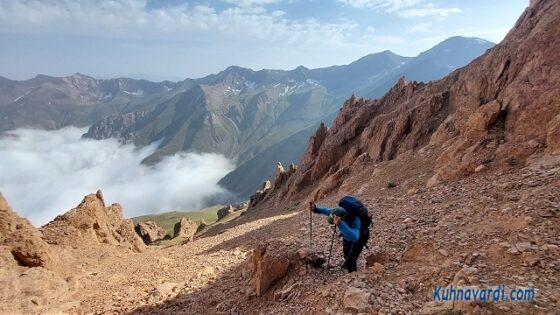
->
<box><xmin>338</xmin><ymin>195</ymin><xmax>372</xmax><ymax>242</ymax></box>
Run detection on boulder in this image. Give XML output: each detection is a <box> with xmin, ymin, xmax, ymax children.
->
<box><xmin>365</xmin><ymin>247</ymin><xmax>389</xmax><ymax>266</ymax></box>
<box><xmin>173</xmin><ymin>217</ymin><xmax>198</xmax><ymax>239</ymax></box>
<box><xmin>426</xmin><ymin>174</ymin><xmax>441</xmax><ymax>188</ymax></box>
<box><xmin>196</xmin><ymin>219</ymin><xmax>209</xmax><ymax>233</ymax></box>
<box><xmin>343</xmin><ymin>287</ymin><xmax>371</xmax><ymax>313</ymax></box>
<box><xmin>474</xmin><ymin>164</ymin><xmax>487</xmax><ymax>173</ymax></box>
<box><xmin>465</xmin><ymin>100</ymin><xmax>502</xmax><ymax>133</ymax></box>
<box><xmin>0</xmin><ymin>193</ymin><xmax>61</xmax><ymax>271</ymax></box>
<box><xmin>135</xmin><ymin>221</ymin><xmax>168</xmax><ymax>245</ymax></box>
<box><xmin>252</xmin><ymin>243</ymin><xmax>292</xmax><ymax>296</ymax></box>
<box><xmin>370</xmin><ymin>262</ymin><xmax>385</xmax><ymax>274</ymax></box>
<box><xmin>41</xmin><ymin>192</ymin><xmax>145</xmax><ymax>252</ymax></box>
<box><xmin>217</xmin><ymin>205</ymin><xmax>235</xmax><ymax>220</ymax></box>
<box><xmin>296</xmin><ymin>247</ymin><xmax>326</xmax><ymax>268</ymax></box>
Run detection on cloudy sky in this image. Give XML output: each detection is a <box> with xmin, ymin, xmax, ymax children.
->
<box><xmin>0</xmin><ymin>0</ymin><xmax>528</xmax><ymax>81</ymax></box>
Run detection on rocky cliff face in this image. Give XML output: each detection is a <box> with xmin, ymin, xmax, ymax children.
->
<box><xmin>281</xmin><ymin>0</ymin><xmax>560</xmax><ymax>201</ymax></box>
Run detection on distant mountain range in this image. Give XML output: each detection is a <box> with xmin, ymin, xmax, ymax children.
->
<box><xmin>0</xmin><ymin>36</ymin><xmax>494</xmax><ymax>202</ymax></box>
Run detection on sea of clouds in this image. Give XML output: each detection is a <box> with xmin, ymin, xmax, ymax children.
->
<box><xmin>0</xmin><ymin>127</ymin><xmax>234</xmax><ymax>226</ymax></box>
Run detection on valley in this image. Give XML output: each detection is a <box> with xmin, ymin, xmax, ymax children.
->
<box><xmin>0</xmin><ymin>37</ymin><xmax>493</xmax><ymax>201</ymax></box>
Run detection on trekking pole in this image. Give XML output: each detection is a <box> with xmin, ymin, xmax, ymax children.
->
<box><xmin>309</xmin><ymin>202</ymin><xmax>313</xmax><ymax>245</ymax></box>
<box><xmin>326</xmin><ymin>225</ymin><xmax>337</xmax><ymax>268</ymax></box>
<box><xmin>309</xmin><ymin>207</ymin><xmax>313</xmax><ymax>244</ymax></box>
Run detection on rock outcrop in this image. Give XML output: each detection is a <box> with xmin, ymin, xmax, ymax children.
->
<box><xmin>173</xmin><ymin>217</ymin><xmax>198</xmax><ymax>239</ymax></box>
<box><xmin>252</xmin><ymin>242</ymin><xmax>293</xmax><ymax>296</ymax></box>
<box><xmin>217</xmin><ymin>202</ymin><xmax>248</xmax><ymax>221</ymax></box>
<box><xmin>0</xmin><ymin>194</ymin><xmax>61</xmax><ymax>271</ymax></box>
<box><xmin>235</xmin><ymin>201</ymin><xmax>248</xmax><ymax>210</ymax></box>
<box><xmin>217</xmin><ymin>205</ymin><xmax>235</xmax><ymax>220</ymax></box>
<box><xmin>274</xmin><ymin>162</ymin><xmax>286</xmax><ymax>188</ymax></box>
<box><xmin>274</xmin><ymin>162</ymin><xmax>297</xmax><ymax>190</ymax></box>
<box><xmin>135</xmin><ymin>221</ymin><xmax>168</xmax><ymax>245</ymax></box>
<box><xmin>249</xmin><ymin>180</ymin><xmax>272</xmax><ymax>209</ymax></box>
<box><xmin>282</xmin><ymin>0</ymin><xmax>560</xmax><ymax>200</ymax></box>
<box><xmin>41</xmin><ymin>192</ymin><xmax>145</xmax><ymax>252</ymax></box>
<box><xmin>0</xmin><ymin>194</ymin><xmax>77</xmax><ymax>314</ymax></box>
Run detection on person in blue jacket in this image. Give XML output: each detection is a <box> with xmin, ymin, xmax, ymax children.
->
<box><xmin>309</xmin><ymin>202</ymin><xmax>367</xmax><ymax>272</ymax></box>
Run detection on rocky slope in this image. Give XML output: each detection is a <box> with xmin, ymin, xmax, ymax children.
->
<box><xmin>1</xmin><ymin>190</ymin><xmax>147</xmax><ymax>314</ymax></box>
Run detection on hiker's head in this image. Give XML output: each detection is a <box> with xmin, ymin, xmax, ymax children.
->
<box><xmin>327</xmin><ymin>207</ymin><xmax>347</xmax><ymax>224</ymax></box>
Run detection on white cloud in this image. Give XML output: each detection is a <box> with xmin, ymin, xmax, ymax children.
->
<box><xmin>338</xmin><ymin>0</ymin><xmax>421</xmax><ymax>11</ymax></box>
<box><xmin>0</xmin><ymin>127</ymin><xmax>234</xmax><ymax>226</ymax></box>
<box><xmin>0</xmin><ymin>0</ymin><xmax>355</xmax><ymax>46</ymax></box>
<box><xmin>222</xmin><ymin>0</ymin><xmax>281</xmax><ymax>8</ymax></box>
<box><xmin>398</xmin><ymin>5</ymin><xmax>462</xmax><ymax>18</ymax></box>
<box><xmin>338</xmin><ymin>0</ymin><xmax>462</xmax><ymax>19</ymax></box>
<box><xmin>406</xmin><ymin>22</ymin><xmax>434</xmax><ymax>33</ymax></box>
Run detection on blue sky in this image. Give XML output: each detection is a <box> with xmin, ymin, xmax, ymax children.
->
<box><xmin>0</xmin><ymin>0</ymin><xmax>528</xmax><ymax>81</ymax></box>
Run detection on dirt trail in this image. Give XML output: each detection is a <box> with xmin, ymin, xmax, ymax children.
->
<box><xmin>71</xmin><ymin>212</ymin><xmax>299</xmax><ymax>314</ymax></box>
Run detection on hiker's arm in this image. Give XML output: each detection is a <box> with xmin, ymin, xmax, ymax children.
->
<box><xmin>313</xmin><ymin>206</ymin><xmax>331</xmax><ymax>216</ymax></box>
<box><xmin>338</xmin><ymin>216</ymin><xmax>361</xmax><ymax>243</ymax></box>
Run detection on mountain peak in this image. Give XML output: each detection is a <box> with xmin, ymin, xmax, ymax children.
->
<box><xmin>436</xmin><ymin>36</ymin><xmax>494</xmax><ymax>47</ymax></box>
<box><xmin>416</xmin><ymin>36</ymin><xmax>495</xmax><ymax>70</ymax></box>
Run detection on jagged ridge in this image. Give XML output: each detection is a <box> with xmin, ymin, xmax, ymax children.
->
<box><xmin>280</xmin><ymin>0</ymin><xmax>560</xmax><ymax>202</ymax></box>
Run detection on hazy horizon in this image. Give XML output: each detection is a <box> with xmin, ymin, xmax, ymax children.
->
<box><xmin>0</xmin><ymin>35</ymin><xmax>496</xmax><ymax>83</ymax></box>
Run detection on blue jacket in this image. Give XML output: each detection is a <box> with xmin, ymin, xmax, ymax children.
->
<box><xmin>313</xmin><ymin>206</ymin><xmax>361</xmax><ymax>243</ymax></box>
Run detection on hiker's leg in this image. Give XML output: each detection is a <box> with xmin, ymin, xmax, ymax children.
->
<box><xmin>340</xmin><ymin>240</ymin><xmax>352</xmax><ymax>269</ymax></box>
<box><xmin>345</xmin><ymin>241</ymin><xmax>366</xmax><ymax>273</ymax></box>
<box><xmin>342</xmin><ymin>239</ymin><xmax>351</xmax><ymax>259</ymax></box>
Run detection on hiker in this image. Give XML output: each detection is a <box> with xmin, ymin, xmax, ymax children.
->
<box><xmin>309</xmin><ymin>196</ymin><xmax>371</xmax><ymax>272</ymax></box>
